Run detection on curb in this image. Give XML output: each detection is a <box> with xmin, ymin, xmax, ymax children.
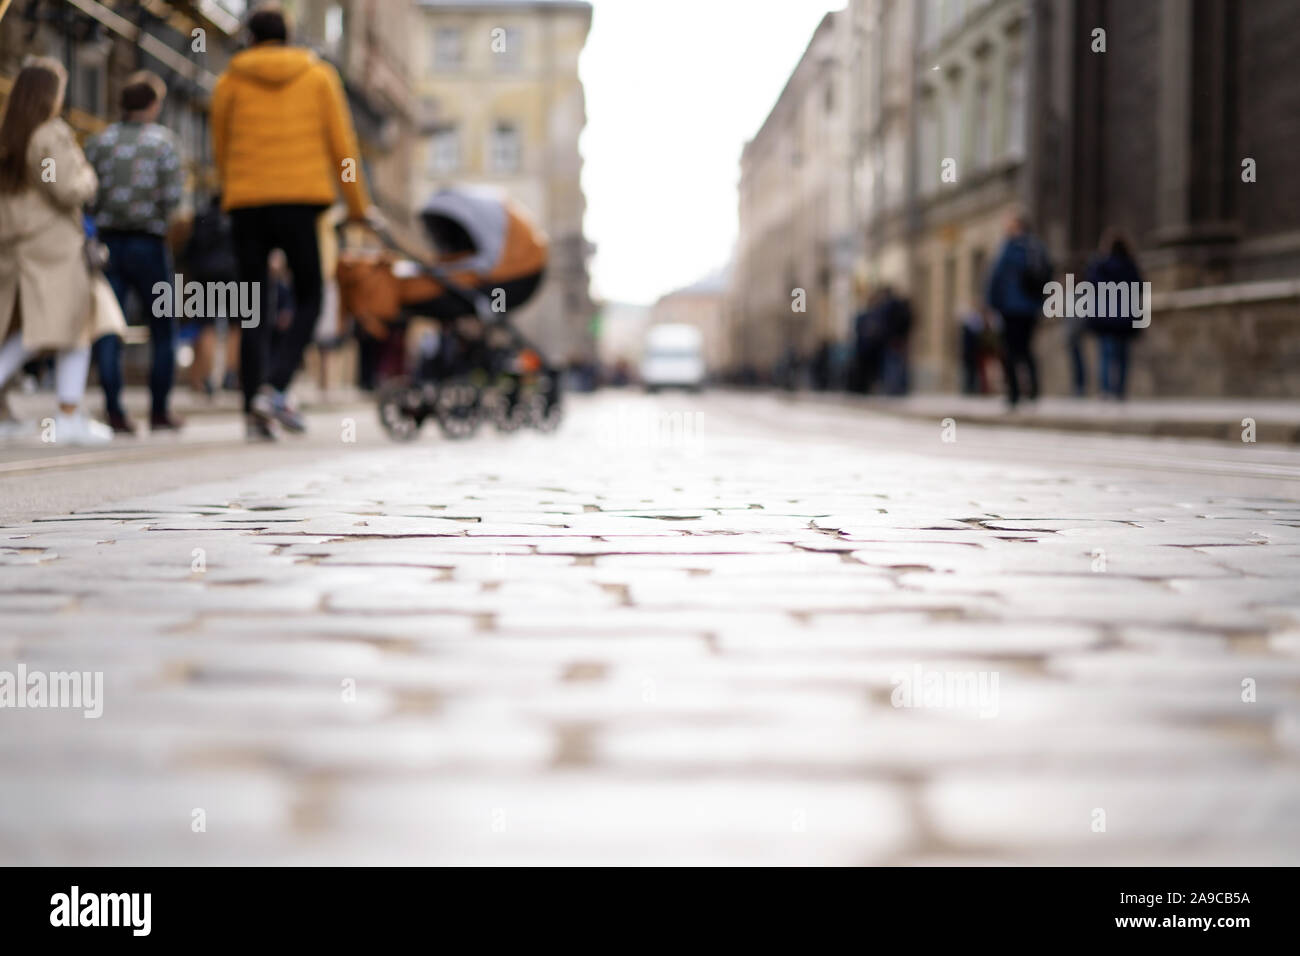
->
<box><xmin>774</xmin><ymin>391</ymin><xmax>1300</xmax><ymax>445</ymax></box>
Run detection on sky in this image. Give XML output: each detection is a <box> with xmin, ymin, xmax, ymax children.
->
<box><xmin>580</xmin><ymin>1</ymin><xmax>843</xmax><ymax>306</ymax></box>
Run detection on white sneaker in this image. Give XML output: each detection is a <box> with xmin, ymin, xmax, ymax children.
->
<box><xmin>53</xmin><ymin>412</ymin><xmax>113</xmax><ymax>446</ymax></box>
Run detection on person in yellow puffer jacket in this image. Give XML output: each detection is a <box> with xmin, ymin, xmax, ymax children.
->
<box><xmin>210</xmin><ymin>3</ymin><xmax>376</xmax><ymax>441</ymax></box>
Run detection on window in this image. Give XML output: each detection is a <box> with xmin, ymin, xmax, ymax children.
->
<box><xmin>490</xmin><ymin>122</ymin><xmax>521</xmax><ymax>174</ymax></box>
<box><xmin>918</xmin><ymin>97</ymin><xmax>939</xmax><ymax>195</ymax></box>
<box><xmin>434</xmin><ymin>27</ymin><xmax>463</xmax><ymax>70</ymax></box>
<box><xmin>972</xmin><ymin>78</ymin><xmax>991</xmax><ymax>169</ymax></box>
<box><xmin>922</xmin><ymin>0</ymin><xmax>942</xmax><ymax>49</ymax></box>
<box><xmin>943</xmin><ymin>254</ymin><xmax>957</xmax><ymax>326</ymax></box>
<box><xmin>943</xmin><ymin>84</ymin><xmax>963</xmax><ymax>175</ymax></box>
<box><xmin>429</xmin><ymin>125</ymin><xmax>460</xmax><ymax>175</ymax></box>
<box><xmin>1004</xmin><ymin>58</ymin><xmax>1026</xmax><ymax>158</ymax></box>
<box><xmin>883</xmin><ymin>127</ymin><xmax>905</xmax><ymax>208</ymax></box>
<box><xmin>947</xmin><ymin>0</ymin><xmax>967</xmax><ymax>31</ymax></box>
<box><xmin>69</xmin><ymin>45</ymin><xmax>107</xmax><ymax>118</ymax></box>
<box><xmin>493</xmin><ymin>26</ymin><xmax>523</xmax><ymax>72</ymax></box>
<box><xmin>324</xmin><ymin>4</ymin><xmax>344</xmax><ymax>55</ymax></box>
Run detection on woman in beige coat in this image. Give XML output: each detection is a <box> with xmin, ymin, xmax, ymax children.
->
<box><xmin>0</xmin><ymin>58</ymin><xmax>112</xmax><ymax>444</ymax></box>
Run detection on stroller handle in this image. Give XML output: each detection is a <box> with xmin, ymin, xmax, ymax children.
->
<box><xmin>339</xmin><ymin>218</ymin><xmax>498</xmax><ymax>323</ymax></box>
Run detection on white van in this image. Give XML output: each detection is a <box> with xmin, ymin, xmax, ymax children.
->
<box><xmin>641</xmin><ymin>323</ymin><xmax>705</xmax><ymax>392</ymax></box>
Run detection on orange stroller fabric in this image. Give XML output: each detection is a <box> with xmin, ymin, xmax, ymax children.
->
<box><xmin>337</xmin><ymin>197</ymin><xmax>548</xmax><ymax>336</ymax></box>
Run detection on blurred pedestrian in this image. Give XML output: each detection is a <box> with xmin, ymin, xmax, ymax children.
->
<box><xmin>179</xmin><ymin>189</ymin><xmax>239</xmax><ymax>396</ymax></box>
<box><xmin>311</xmin><ymin>206</ymin><xmax>347</xmax><ymax>391</ymax></box>
<box><xmin>957</xmin><ymin>304</ymin><xmax>986</xmax><ymax>395</ymax></box>
<box><xmin>1065</xmin><ymin>312</ymin><xmax>1089</xmax><ymax>398</ymax></box>
<box><xmin>211</xmin><ymin>3</ymin><xmax>375</xmax><ymax>440</ymax></box>
<box><xmin>853</xmin><ymin>289</ymin><xmax>887</xmax><ymax>394</ymax></box>
<box><xmin>986</xmin><ymin>209</ymin><xmax>1053</xmax><ymax>408</ymax></box>
<box><xmin>0</xmin><ymin>59</ymin><xmax>118</xmax><ymax>445</ymax></box>
<box><xmin>811</xmin><ymin>338</ymin><xmax>834</xmax><ymax>391</ymax></box>
<box><xmin>880</xmin><ymin>286</ymin><xmax>912</xmax><ymax>395</ymax></box>
<box><xmin>84</xmin><ymin>70</ymin><xmax>185</xmax><ymax>434</ymax></box>
<box><xmin>1085</xmin><ymin>228</ymin><xmax>1144</xmax><ymax>400</ymax></box>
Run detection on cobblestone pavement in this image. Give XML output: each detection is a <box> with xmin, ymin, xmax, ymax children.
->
<box><xmin>2</xmin><ymin>391</ymin><xmax>1299</xmax><ymax>865</ymax></box>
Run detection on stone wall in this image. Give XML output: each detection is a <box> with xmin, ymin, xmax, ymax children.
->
<box><xmin>1035</xmin><ymin>283</ymin><xmax>1300</xmax><ymax>398</ymax></box>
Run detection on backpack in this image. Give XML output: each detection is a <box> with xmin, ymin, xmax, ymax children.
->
<box><xmin>1019</xmin><ymin>236</ymin><xmax>1053</xmax><ymax>301</ymax></box>
<box><xmin>184</xmin><ymin>198</ymin><xmax>238</xmax><ymax>284</ymax></box>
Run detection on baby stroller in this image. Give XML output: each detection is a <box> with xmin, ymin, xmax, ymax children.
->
<box><xmin>336</xmin><ymin>187</ymin><xmax>562</xmax><ymax>441</ymax></box>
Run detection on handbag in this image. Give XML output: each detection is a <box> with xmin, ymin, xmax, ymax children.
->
<box><xmin>82</xmin><ymin>212</ymin><xmax>109</xmax><ymax>273</ymax></box>
<box><xmin>89</xmin><ymin>273</ymin><xmax>127</xmax><ymax>339</ymax></box>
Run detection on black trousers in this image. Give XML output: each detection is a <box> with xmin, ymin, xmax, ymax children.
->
<box><xmin>1000</xmin><ymin>313</ymin><xmax>1039</xmax><ymax>405</ymax></box>
<box><xmin>229</xmin><ymin>204</ymin><xmax>325</xmax><ymax>412</ymax></box>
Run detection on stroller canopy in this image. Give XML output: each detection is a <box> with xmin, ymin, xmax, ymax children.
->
<box><xmin>420</xmin><ymin>187</ymin><xmax>509</xmax><ymax>277</ymax></box>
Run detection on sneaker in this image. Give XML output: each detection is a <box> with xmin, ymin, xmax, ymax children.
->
<box><xmin>222</xmin><ymin>371</ymin><xmax>240</xmax><ymax>392</ymax></box>
<box><xmin>245</xmin><ymin>414</ymin><xmax>277</xmax><ymax>443</ymax></box>
<box><xmin>106</xmin><ymin>411</ymin><xmax>137</xmax><ymax>435</ymax></box>
<box><xmin>150</xmin><ymin>412</ymin><xmax>185</xmax><ymax>432</ymax></box>
<box><xmin>252</xmin><ymin>386</ymin><xmax>306</xmax><ymax>434</ymax></box>
<box><xmin>54</xmin><ymin>412</ymin><xmax>113</xmax><ymax>446</ymax></box>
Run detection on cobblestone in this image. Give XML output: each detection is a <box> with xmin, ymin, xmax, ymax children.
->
<box><xmin>2</xmin><ymin>392</ymin><xmax>1299</xmax><ymax>864</ymax></box>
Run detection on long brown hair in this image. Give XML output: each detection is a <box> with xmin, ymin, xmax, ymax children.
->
<box><xmin>0</xmin><ymin>57</ymin><xmax>67</xmax><ymax>194</ymax></box>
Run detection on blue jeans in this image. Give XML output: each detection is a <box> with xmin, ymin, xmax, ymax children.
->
<box><xmin>880</xmin><ymin>343</ymin><xmax>909</xmax><ymax>395</ymax></box>
<box><xmin>1099</xmin><ymin>334</ymin><xmax>1130</xmax><ymax>398</ymax></box>
<box><xmin>92</xmin><ymin>232</ymin><xmax>176</xmax><ymax>419</ymax></box>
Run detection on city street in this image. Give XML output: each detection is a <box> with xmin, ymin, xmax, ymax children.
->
<box><xmin>3</xmin><ymin>391</ymin><xmax>1300</xmax><ymax>865</ymax></box>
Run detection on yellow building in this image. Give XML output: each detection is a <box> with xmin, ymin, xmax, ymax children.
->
<box><xmin>413</xmin><ymin>0</ymin><xmax>595</xmax><ymax>362</ymax></box>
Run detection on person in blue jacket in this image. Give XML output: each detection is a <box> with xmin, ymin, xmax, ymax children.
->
<box><xmin>986</xmin><ymin>210</ymin><xmax>1053</xmax><ymax>408</ymax></box>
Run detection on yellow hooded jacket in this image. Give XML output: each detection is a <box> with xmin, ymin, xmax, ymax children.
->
<box><xmin>210</xmin><ymin>44</ymin><xmax>370</xmax><ymax>217</ymax></box>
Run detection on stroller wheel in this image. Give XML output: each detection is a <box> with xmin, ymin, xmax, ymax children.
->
<box><xmin>377</xmin><ymin>377</ymin><xmax>425</xmax><ymax>442</ymax></box>
<box><xmin>528</xmin><ymin>371</ymin><xmax>564</xmax><ymax>433</ymax></box>
<box><xmin>488</xmin><ymin>378</ymin><xmax>527</xmax><ymax>433</ymax></box>
<box><xmin>434</xmin><ymin>379</ymin><xmax>484</xmax><ymax>440</ymax></box>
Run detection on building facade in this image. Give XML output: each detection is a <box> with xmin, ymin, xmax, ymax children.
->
<box><xmin>2</xmin><ymin>1</ymin><xmax>416</xmax><ymax>224</ymax></box>
<box><xmin>285</xmin><ymin>0</ymin><xmax>419</xmax><ymax>228</ymax></box>
<box><xmin>850</xmin><ymin>0</ymin><xmax>915</xmax><ymax>332</ymax></box>
<box><xmin>1</xmin><ymin>0</ymin><xmax>245</xmax><ymax>183</ymax></box>
<box><xmin>905</xmin><ymin>0</ymin><xmax>1031</xmax><ymax>391</ymax></box>
<box><xmin>413</xmin><ymin>0</ymin><xmax>595</xmax><ymax>363</ymax></box>
<box><xmin>757</xmin><ymin>0</ymin><xmax>1300</xmax><ymax>397</ymax></box>
<box><xmin>729</xmin><ymin>10</ymin><xmax>852</xmax><ymax>380</ymax></box>
<box><xmin>1035</xmin><ymin>0</ymin><xmax>1300</xmax><ymax>397</ymax></box>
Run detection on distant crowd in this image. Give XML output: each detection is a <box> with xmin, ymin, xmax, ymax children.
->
<box><xmin>726</xmin><ymin>212</ymin><xmax>1147</xmax><ymax>406</ymax></box>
